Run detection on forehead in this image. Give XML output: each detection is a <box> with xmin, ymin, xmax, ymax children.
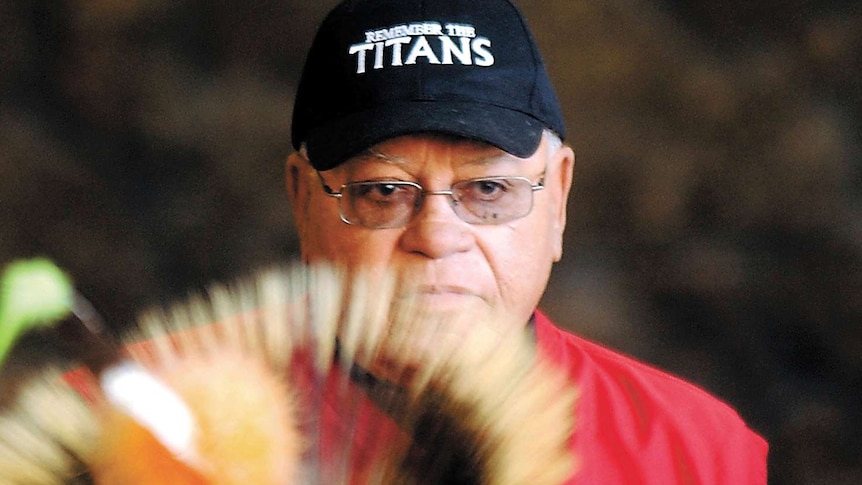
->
<box><xmin>338</xmin><ymin>134</ymin><xmax>524</xmax><ymax>172</ymax></box>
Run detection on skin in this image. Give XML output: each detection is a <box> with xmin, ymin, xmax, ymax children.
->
<box><xmin>286</xmin><ymin>132</ymin><xmax>575</xmax><ymax>331</ymax></box>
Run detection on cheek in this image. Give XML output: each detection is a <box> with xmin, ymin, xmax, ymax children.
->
<box><xmin>298</xmin><ymin>198</ymin><xmax>347</xmax><ymax>262</ymax></box>
<box><xmin>505</xmin><ymin>209</ymin><xmax>558</xmax><ymax>267</ymax></box>
<box><xmin>481</xmin><ymin>222</ymin><xmax>555</xmax><ymax>318</ymax></box>
<box><xmin>300</xmin><ymin>206</ymin><xmax>400</xmax><ymax>270</ymax></box>
<box><xmin>534</xmin><ymin>196</ymin><xmax>565</xmax><ymax>260</ymax></box>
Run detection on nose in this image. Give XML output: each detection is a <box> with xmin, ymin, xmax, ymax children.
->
<box><xmin>398</xmin><ymin>192</ymin><xmax>473</xmax><ymax>259</ymax></box>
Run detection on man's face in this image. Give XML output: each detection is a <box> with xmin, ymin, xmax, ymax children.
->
<box><xmin>286</xmin><ymin>133</ymin><xmax>574</xmax><ymax>328</ymax></box>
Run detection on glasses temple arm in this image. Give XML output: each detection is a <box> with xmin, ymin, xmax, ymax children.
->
<box><xmin>316</xmin><ymin>171</ymin><xmax>342</xmax><ymax>198</ymax></box>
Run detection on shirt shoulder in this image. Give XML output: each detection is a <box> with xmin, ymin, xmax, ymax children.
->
<box><xmin>534</xmin><ymin>311</ymin><xmax>768</xmax><ymax>484</ymax></box>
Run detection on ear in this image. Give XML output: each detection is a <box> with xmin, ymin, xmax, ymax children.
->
<box><xmin>549</xmin><ymin>144</ymin><xmax>575</xmax><ymax>262</ymax></box>
<box><xmin>285</xmin><ymin>151</ymin><xmax>312</xmax><ymax>241</ymax></box>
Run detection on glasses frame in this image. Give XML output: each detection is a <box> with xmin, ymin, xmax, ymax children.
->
<box><xmin>316</xmin><ymin>170</ymin><xmax>546</xmax><ymax>229</ymax></box>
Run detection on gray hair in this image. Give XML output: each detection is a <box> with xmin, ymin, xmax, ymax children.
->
<box><xmin>543</xmin><ymin>128</ymin><xmax>563</xmax><ymax>158</ymax></box>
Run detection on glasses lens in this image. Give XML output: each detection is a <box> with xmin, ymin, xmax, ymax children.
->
<box><xmin>452</xmin><ymin>177</ymin><xmax>534</xmax><ymax>224</ymax></box>
<box><xmin>342</xmin><ymin>181</ymin><xmax>421</xmax><ymax>228</ymax></box>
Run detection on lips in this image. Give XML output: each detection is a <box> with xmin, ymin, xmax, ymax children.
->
<box><xmin>397</xmin><ymin>282</ymin><xmax>483</xmax><ymax>299</ymax></box>
<box><xmin>415</xmin><ymin>285</ymin><xmax>475</xmax><ymax>296</ymax></box>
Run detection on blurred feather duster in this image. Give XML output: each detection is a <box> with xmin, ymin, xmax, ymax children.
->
<box><xmin>0</xmin><ymin>260</ymin><xmax>577</xmax><ymax>484</ymax></box>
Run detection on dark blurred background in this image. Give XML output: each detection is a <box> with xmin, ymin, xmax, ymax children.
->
<box><xmin>0</xmin><ymin>0</ymin><xmax>859</xmax><ymax>483</ymax></box>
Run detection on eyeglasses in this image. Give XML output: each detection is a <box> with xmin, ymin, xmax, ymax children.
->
<box><xmin>317</xmin><ymin>171</ymin><xmax>545</xmax><ymax>229</ymax></box>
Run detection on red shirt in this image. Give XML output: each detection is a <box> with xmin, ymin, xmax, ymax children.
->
<box><xmin>534</xmin><ymin>310</ymin><xmax>768</xmax><ymax>484</ymax></box>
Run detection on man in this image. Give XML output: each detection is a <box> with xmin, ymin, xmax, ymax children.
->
<box><xmin>286</xmin><ymin>0</ymin><xmax>768</xmax><ymax>483</ymax></box>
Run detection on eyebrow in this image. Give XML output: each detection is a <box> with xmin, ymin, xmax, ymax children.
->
<box><xmin>356</xmin><ymin>148</ymin><xmax>410</xmax><ymax>166</ymax></box>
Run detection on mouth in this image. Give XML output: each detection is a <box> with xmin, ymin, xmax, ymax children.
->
<box><xmin>418</xmin><ymin>285</ymin><xmax>473</xmax><ymax>295</ymax></box>
<box><xmin>400</xmin><ymin>285</ymin><xmax>484</xmax><ymax>306</ymax></box>
<box><xmin>406</xmin><ymin>283</ymin><xmax>485</xmax><ymax>297</ymax></box>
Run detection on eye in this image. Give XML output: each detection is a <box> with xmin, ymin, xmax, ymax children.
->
<box><xmin>462</xmin><ymin>179</ymin><xmax>510</xmax><ymax>201</ymax></box>
<box><xmin>350</xmin><ymin>182</ymin><xmax>416</xmax><ymax>203</ymax></box>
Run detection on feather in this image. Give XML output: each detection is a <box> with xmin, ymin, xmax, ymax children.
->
<box><xmin>0</xmin><ymin>262</ymin><xmax>577</xmax><ymax>484</ymax></box>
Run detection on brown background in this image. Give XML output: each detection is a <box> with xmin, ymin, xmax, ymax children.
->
<box><xmin>1</xmin><ymin>1</ymin><xmax>859</xmax><ymax>483</ymax></box>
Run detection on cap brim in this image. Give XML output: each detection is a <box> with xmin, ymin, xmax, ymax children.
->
<box><xmin>302</xmin><ymin>101</ymin><xmax>545</xmax><ymax>171</ymax></box>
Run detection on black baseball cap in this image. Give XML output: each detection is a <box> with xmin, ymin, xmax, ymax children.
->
<box><xmin>291</xmin><ymin>0</ymin><xmax>566</xmax><ymax>171</ymax></box>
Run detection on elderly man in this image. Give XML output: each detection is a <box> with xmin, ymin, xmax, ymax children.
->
<box><xmin>285</xmin><ymin>0</ymin><xmax>768</xmax><ymax>482</ymax></box>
